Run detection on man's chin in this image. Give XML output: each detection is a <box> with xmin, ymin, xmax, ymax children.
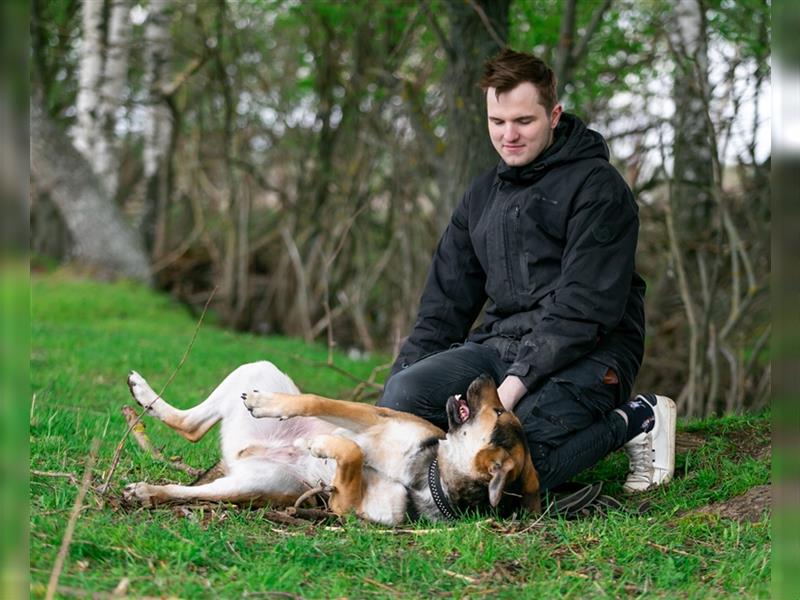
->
<box><xmin>503</xmin><ymin>154</ymin><xmax>535</xmax><ymax>167</ymax></box>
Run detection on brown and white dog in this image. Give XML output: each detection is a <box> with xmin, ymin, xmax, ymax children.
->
<box><xmin>123</xmin><ymin>361</ymin><xmax>540</xmax><ymax>525</ymax></box>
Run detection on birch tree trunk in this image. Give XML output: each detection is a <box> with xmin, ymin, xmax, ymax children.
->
<box><xmin>73</xmin><ymin>0</ymin><xmax>132</xmax><ymax>200</ymax></box>
<box><xmin>95</xmin><ymin>0</ymin><xmax>133</xmax><ymax>200</ymax></box>
<box><xmin>142</xmin><ymin>0</ymin><xmax>174</xmax><ymax>257</ymax></box>
<box><xmin>74</xmin><ymin>0</ymin><xmax>104</xmax><ymax>160</ymax></box>
<box><xmin>31</xmin><ymin>98</ymin><xmax>152</xmax><ymax>284</ymax></box>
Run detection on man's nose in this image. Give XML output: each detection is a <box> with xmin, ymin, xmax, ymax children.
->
<box><xmin>504</xmin><ymin>123</ymin><xmax>519</xmax><ymax>140</ymax></box>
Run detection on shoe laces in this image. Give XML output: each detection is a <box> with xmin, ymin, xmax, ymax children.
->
<box><xmin>625</xmin><ymin>434</ymin><xmax>653</xmax><ymax>481</ymax></box>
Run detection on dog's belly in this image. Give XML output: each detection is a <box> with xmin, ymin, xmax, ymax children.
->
<box><xmin>220</xmin><ymin>409</ymin><xmax>336</xmax><ymax>466</ymax></box>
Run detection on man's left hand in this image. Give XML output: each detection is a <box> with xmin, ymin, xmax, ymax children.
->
<box><xmin>497</xmin><ymin>375</ymin><xmax>527</xmax><ymax>412</ymax></box>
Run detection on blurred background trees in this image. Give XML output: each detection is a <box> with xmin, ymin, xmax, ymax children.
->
<box><xmin>30</xmin><ymin>0</ymin><xmax>771</xmax><ymax>417</ymax></box>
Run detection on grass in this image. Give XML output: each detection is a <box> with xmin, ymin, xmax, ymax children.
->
<box><xmin>30</xmin><ymin>272</ymin><xmax>771</xmax><ymax>598</ymax></box>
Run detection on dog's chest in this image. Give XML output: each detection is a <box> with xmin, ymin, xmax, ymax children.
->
<box><xmin>351</xmin><ymin>421</ymin><xmax>436</xmax><ymax>485</ymax></box>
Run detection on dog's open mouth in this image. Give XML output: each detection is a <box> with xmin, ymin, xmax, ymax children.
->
<box><xmin>447</xmin><ymin>394</ymin><xmax>472</xmax><ymax>425</ymax></box>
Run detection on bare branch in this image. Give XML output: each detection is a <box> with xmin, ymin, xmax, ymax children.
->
<box><xmin>46</xmin><ymin>439</ymin><xmax>100</xmax><ymax>600</ymax></box>
<box><xmin>465</xmin><ymin>0</ymin><xmax>506</xmax><ymax>50</ymax></box>
<box><xmin>121</xmin><ymin>405</ymin><xmax>204</xmax><ymax>477</ymax></box>
<box><xmin>99</xmin><ymin>287</ymin><xmax>218</xmax><ymax>496</ymax></box>
<box><xmin>570</xmin><ymin>0</ymin><xmax>613</xmax><ymax>67</ymax></box>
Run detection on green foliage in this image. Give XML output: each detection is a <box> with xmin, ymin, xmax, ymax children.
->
<box><xmin>30</xmin><ymin>274</ymin><xmax>770</xmax><ymax>597</ymax></box>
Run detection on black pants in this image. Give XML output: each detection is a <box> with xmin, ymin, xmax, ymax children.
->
<box><xmin>378</xmin><ymin>342</ymin><xmax>628</xmax><ymax>491</ymax></box>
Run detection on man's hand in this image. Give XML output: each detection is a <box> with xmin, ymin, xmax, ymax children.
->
<box><xmin>497</xmin><ymin>375</ymin><xmax>527</xmax><ymax>412</ymax></box>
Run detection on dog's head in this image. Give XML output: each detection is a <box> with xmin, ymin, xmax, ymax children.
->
<box><xmin>439</xmin><ymin>374</ymin><xmax>540</xmax><ymax>515</ymax></box>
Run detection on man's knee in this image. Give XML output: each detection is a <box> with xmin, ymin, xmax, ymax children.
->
<box><xmin>378</xmin><ymin>369</ymin><xmax>426</xmax><ymax>414</ymax></box>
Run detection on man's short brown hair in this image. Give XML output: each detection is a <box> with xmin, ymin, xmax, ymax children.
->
<box><xmin>479</xmin><ymin>49</ymin><xmax>558</xmax><ymax>112</ymax></box>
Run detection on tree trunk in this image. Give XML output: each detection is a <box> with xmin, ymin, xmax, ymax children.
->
<box><xmin>667</xmin><ymin>0</ymin><xmax>715</xmax><ymax>417</ymax></box>
<box><xmin>142</xmin><ymin>0</ymin><xmax>174</xmax><ymax>257</ymax></box>
<box><xmin>30</xmin><ymin>98</ymin><xmax>152</xmax><ymax>284</ymax></box>
<box><xmin>74</xmin><ymin>0</ymin><xmax>104</xmax><ymax>161</ymax></box>
<box><xmin>669</xmin><ymin>0</ymin><xmax>714</xmax><ymax>234</ymax></box>
<box><xmin>437</xmin><ymin>0</ymin><xmax>509</xmax><ymax>229</ymax></box>
<box><xmin>73</xmin><ymin>0</ymin><xmax>132</xmax><ymax>200</ymax></box>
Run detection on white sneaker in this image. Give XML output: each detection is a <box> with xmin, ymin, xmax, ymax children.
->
<box><xmin>622</xmin><ymin>394</ymin><xmax>676</xmax><ymax>494</ymax></box>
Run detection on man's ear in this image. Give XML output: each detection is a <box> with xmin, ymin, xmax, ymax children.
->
<box><xmin>488</xmin><ymin>456</ymin><xmax>515</xmax><ymax>507</ymax></box>
<box><xmin>550</xmin><ymin>103</ymin><xmax>563</xmax><ymax>129</ymax></box>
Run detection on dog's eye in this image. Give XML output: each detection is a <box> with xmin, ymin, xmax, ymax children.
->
<box><xmin>494</xmin><ymin>408</ymin><xmax>505</xmax><ymax>416</ymax></box>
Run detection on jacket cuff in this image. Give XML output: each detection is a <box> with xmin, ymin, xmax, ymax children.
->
<box><xmin>505</xmin><ymin>362</ymin><xmax>541</xmax><ymax>391</ymax></box>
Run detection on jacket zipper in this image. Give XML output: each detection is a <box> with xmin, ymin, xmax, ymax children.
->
<box><xmin>503</xmin><ymin>203</ymin><xmax>521</xmax><ymax>303</ymax></box>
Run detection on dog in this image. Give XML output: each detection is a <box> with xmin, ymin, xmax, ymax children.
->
<box><xmin>123</xmin><ymin>361</ymin><xmax>540</xmax><ymax>525</ymax></box>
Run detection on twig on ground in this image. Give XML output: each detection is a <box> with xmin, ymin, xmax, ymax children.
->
<box><xmin>45</xmin><ymin>438</ymin><xmax>100</xmax><ymax>600</ymax></box>
<box><xmin>31</xmin><ymin>470</ymin><xmax>79</xmax><ymax>485</ymax></box>
<box><xmin>442</xmin><ymin>568</ymin><xmax>481</xmax><ymax>584</ymax></box>
<box><xmin>120</xmin><ymin>405</ymin><xmax>204</xmax><ymax>477</ymax></box>
<box><xmin>290</xmin><ymin>353</ymin><xmax>386</xmax><ymax>393</ymax></box>
<box><xmin>284</xmin><ymin>507</ymin><xmax>339</xmax><ymax>521</ymax></box>
<box><xmin>262</xmin><ymin>511</ymin><xmax>312</xmax><ymax>527</ymax></box>
<box><xmin>646</xmin><ymin>540</ymin><xmax>716</xmax><ymax>565</ymax></box>
<box><xmin>99</xmin><ymin>287</ymin><xmax>217</xmax><ymax>496</ymax></box>
<box><xmin>292</xmin><ymin>483</ymin><xmax>332</xmax><ymax>509</ymax></box>
<box><xmin>362</xmin><ymin>577</ymin><xmax>396</xmax><ymax>593</ymax></box>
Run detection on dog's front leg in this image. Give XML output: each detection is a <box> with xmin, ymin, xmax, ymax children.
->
<box><xmin>294</xmin><ymin>434</ymin><xmax>364</xmax><ymax>517</ymax></box>
<box><xmin>243</xmin><ymin>391</ymin><xmax>437</xmax><ymax>434</ymax></box>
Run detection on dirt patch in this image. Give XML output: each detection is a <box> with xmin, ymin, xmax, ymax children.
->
<box><xmin>675</xmin><ymin>425</ymin><xmax>771</xmax><ymax>464</ymax></box>
<box><xmin>726</xmin><ymin>427</ymin><xmax>771</xmax><ymax>463</ymax></box>
<box><xmin>693</xmin><ymin>484</ymin><xmax>771</xmax><ymax>523</ymax></box>
<box><xmin>676</xmin><ymin>432</ymin><xmax>705</xmax><ymax>454</ymax></box>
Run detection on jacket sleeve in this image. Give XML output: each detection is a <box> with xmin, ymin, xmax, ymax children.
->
<box><xmin>390</xmin><ymin>192</ymin><xmax>487</xmax><ymax>376</ymax></box>
<box><xmin>505</xmin><ymin>173</ymin><xmax>639</xmax><ymax>389</ymax></box>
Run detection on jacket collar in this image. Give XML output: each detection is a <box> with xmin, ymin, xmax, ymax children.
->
<box><xmin>496</xmin><ymin>112</ymin><xmax>608</xmax><ymax>185</ymax></box>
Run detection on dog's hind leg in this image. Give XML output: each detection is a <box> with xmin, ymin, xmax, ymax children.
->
<box><xmin>127</xmin><ymin>371</ymin><xmax>221</xmax><ymax>442</ymax></box>
<box><xmin>295</xmin><ymin>434</ymin><xmax>364</xmax><ymax>516</ymax></box>
<box><xmin>127</xmin><ymin>361</ymin><xmax>300</xmax><ymax>443</ymax></box>
<box><xmin>123</xmin><ymin>461</ymin><xmax>308</xmax><ymax>507</ymax></box>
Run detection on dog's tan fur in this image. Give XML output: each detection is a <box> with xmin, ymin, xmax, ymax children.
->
<box><xmin>123</xmin><ymin>361</ymin><xmax>539</xmax><ymax>525</ymax></box>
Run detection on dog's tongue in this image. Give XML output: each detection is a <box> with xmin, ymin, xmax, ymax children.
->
<box><xmin>456</xmin><ymin>394</ymin><xmax>470</xmax><ymax>422</ymax></box>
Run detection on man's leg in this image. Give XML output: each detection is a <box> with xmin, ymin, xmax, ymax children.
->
<box><xmin>378</xmin><ymin>343</ymin><xmax>506</xmax><ymax>431</ymax></box>
<box><xmin>513</xmin><ymin>358</ymin><xmax>628</xmax><ymax>491</ymax></box>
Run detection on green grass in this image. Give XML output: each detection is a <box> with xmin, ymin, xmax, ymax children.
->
<box><xmin>30</xmin><ymin>273</ymin><xmax>771</xmax><ymax>598</ymax></box>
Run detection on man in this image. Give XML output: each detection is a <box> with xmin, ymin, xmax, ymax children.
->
<box><xmin>378</xmin><ymin>49</ymin><xmax>676</xmax><ymax>494</ymax></box>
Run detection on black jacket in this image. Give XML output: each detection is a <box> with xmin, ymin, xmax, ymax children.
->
<box><xmin>391</xmin><ymin>113</ymin><xmax>646</xmax><ymax>401</ymax></box>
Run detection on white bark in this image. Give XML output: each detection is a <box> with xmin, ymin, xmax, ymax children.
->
<box><xmin>95</xmin><ymin>0</ymin><xmax>133</xmax><ymax>199</ymax></box>
<box><xmin>74</xmin><ymin>0</ymin><xmax>104</xmax><ymax>158</ymax></box>
<box><xmin>142</xmin><ymin>0</ymin><xmax>174</xmax><ymax>257</ymax></box>
<box><xmin>143</xmin><ymin>0</ymin><xmax>173</xmax><ymax>179</ymax></box>
<box><xmin>74</xmin><ymin>0</ymin><xmax>132</xmax><ymax>200</ymax></box>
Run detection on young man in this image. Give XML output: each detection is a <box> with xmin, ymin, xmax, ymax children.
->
<box><xmin>378</xmin><ymin>49</ymin><xmax>676</xmax><ymax>494</ymax></box>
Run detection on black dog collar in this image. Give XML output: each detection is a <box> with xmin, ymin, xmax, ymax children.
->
<box><xmin>428</xmin><ymin>458</ymin><xmax>458</xmax><ymax>521</ymax></box>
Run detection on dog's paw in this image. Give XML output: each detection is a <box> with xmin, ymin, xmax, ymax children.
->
<box><xmin>123</xmin><ymin>482</ymin><xmax>157</xmax><ymax>507</ymax></box>
<box><xmin>242</xmin><ymin>390</ymin><xmax>292</xmax><ymax>420</ymax></box>
<box><xmin>295</xmin><ymin>435</ymin><xmax>332</xmax><ymax>459</ymax></box>
<box><xmin>127</xmin><ymin>371</ymin><xmax>159</xmax><ymax>413</ymax></box>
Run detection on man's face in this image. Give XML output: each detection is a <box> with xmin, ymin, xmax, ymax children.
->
<box><xmin>486</xmin><ymin>83</ymin><xmax>562</xmax><ymax>167</ymax></box>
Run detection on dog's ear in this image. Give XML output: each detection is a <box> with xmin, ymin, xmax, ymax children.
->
<box><xmin>518</xmin><ymin>452</ymin><xmax>541</xmax><ymax>514</ymax></box>
<box><xmin>487</xmin><ymin>455</ymin><xmax>515</xmax><ymax>507</ymax></box>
